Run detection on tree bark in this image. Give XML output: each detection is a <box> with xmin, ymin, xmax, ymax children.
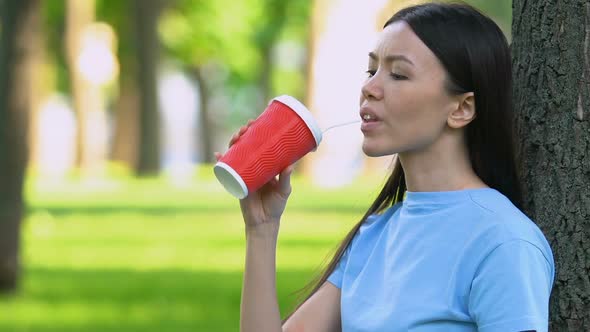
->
<box><xmin>512</xmin><ymin>1</ymin><xmax>590</xmax><ymax>330</ymax></box>
<box><xmin>134</xmin><ymin>0</ymin><xmax>162</xmax><ymax>175</ymax></box>
<box><xmin>0</xmin><ymin>0</ymin><xmax>40</xmax><ymax>293</ymax></box>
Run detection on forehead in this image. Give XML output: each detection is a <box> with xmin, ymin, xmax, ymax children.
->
<box><xmin>371</xmin><ymin>21</ymin><xmax>439</xmax><ymax>69</ymax></box>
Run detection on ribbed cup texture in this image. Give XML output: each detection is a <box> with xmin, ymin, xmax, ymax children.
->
<box><xmin>219</xmin><ymin>100</ymin><xmax>317</xmax><ymax>194</ymax></box>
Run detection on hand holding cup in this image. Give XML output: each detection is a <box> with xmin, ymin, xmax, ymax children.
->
<box><xmin>215</xmin><ymin>121</ymin><xmax>295</xmax><ymax>230</ymax></box>
<box><xmin>214</xmin><ymin>95</ymin><xmax>322</xmax><ymax>229</ymax></box>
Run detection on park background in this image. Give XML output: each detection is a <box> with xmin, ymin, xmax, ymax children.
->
<box><xmin>0</xmin><ymin>0</ymin><xmax>588</xmax><ymax>331</ymax></box>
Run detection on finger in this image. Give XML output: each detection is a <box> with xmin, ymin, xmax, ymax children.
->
<box><xmin>247</xmin><ymin>119</ymin><xmax>255</xmax><ymax>127</ymax></box>
<box><xmin>285</xmin><ymin>164</ymin><xmax>295</xmax><ymax>174</ymax></box>
<box><xmin>258</xmin><ymin>177</ymin><xmax>278</xmax><ymax>193</ymax></box>
<box><xmin>214</xmin><ymin>152</ymin><xmax>222</xmax><ymax>161</ymax></box>
<box><xmin>238</xmin><ymin>125</ymin><xmax>248</xmax><ymax>135</ymax></box>
<box><xmin>278</xmin><ymin>165</ymin><xmax>294</xmax><ymax>195</ymax></box>
<box><xmin>228</xmin><ymin>134</ymin><xmax>238</xmax><ymax>147</ymax></box>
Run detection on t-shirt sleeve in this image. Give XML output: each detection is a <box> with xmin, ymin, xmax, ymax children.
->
<box><xmin>327</xmin><ymin>243</ymin><xmax>352</xmax><ymax>289</ymax></box>
<box><xmin>469</xmin><ymin>239</ymin><xmax>554</xmax><ymax>332</ymax></box>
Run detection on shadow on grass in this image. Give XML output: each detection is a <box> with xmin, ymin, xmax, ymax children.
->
<box><xmin>1</xmin><ymin>267</ymin><xmax>318</xmax><ymax>332</ymax></box>
<box><xmin>26</xmin><ymin>205</ymin><xmax>367</xmax><ymax>216</ymax></box>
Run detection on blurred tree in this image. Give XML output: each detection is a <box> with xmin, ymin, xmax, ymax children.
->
<box><xmin>0</xmin><ymin>0</ymin><xmax>41</xmax><ymax>293</ymax></box>
<box><xmin>65</xmin><ymin>0</ymin><xmax>95</xmax><ymax>173</ymax></box>
<box><xmin>160</xmin><ymin>0</ymin><xmax>310</xmax><ymax>163</ymax></box>
<box><xmin>98</xmin><ymin>0</ymin><xmax>167</xmax><ymax>175</ymax></box>
<box><xmin>134</xmin><ymin>0</ymin><xmax>164</xmax><ymax>175</ymax></box>
<box><xmin>110</xmin><ymin>71</ymin><xmax>140</xmax><ymax>169</ymax></box>
<box><xmin>191</xmin><ymin>65</ymin><xmax>214</xmax><ymax>164</ymax></box>
<box><xmin>269</xmin><ymin>0</ymin><xmax>311</xmax><ymax>103</ymax></box>
<box><xmin>160</xmin><ymin>0</ymin><xmax>263</xmax><ymax>164</ymax></box>
<box><xmin>512</xmin><ymin>0</ymin><xmax>590</xmax><ymax>330</ymax></box>
<box><xmin>43</xmin><ymin>1</ymin><xmax>69</xmax><ymax>93</ymax></box>
<box><xmin>27</xmin><ymin>2</ymin><xmax>50</xmax><ymax>174</ymax></box>
<box><xmin>254</xmin><ymin>0</ymin><xmax>289</xmax><ymax>103</ymax></box>
<box><xmin>97</xmin><ymin>0</ymin><xmax>140</xmax><ymax>170</ymax></box>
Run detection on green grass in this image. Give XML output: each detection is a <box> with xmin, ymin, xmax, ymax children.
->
<box><xmin>0</xmin><ymin>167</ymin><xmax>385</xmax><ymax>331</ymax></box>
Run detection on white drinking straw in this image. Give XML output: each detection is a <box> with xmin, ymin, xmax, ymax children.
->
<box><xmin>321</xmin><ymin>119</ymin><xmax>361</xmax><ymax>133</ymax></box>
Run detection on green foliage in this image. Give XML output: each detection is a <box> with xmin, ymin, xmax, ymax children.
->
<box><xmin>267</xmin><ymin>0</ymin><xmax>311</xmax><ymax>100</ymax></box>
<box><xmin>0</xmin><ymin>171</ymin><xmax>382</xmax><ymax>331</ymax></box>
<box><xmin>278</xmin><ymin>0</ymin><xmax>312</xmax><ymax>41</ymax></box>
<box><xmin>158</xmin><ymin>0</ymin><xmax>311</xmax><ymax>129</ymax></box>
<box><xmin>159</xmin><ymin>0</ymin><xmax>263</xmax><ymax>84</ymax></box>
<box><xmin>272</xmin><ymin>67</ymin><xmax>306</xmax><ymax>101</ymax></box>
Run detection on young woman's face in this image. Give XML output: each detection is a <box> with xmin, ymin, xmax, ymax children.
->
<box><xmin>359</xmin><ymin>21</ymin><xmax>459</xmax><ymax>157</ymax></box>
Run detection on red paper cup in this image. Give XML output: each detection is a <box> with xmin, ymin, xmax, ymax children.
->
<box><xmin>214</xmin><ymin>95</ymin><xmax>322</xmax><ymax>199</ymax></box>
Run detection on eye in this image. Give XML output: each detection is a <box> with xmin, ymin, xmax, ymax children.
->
<box><xmin>390</xmin><ymin>73</ymin><xmax>408</xmax><ymax>80</ymax></box>
<box><xmin>366</xmin><ymin>70</ymin><xmax>376</xmax><ymax>78</ymax></box>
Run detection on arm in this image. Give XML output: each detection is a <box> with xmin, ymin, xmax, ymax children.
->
<box><xmin>282</xmin><ymin>281</ymin><xmax>342</xmax><ymax>332</ymax></box>
<box><xmin>240</xmin><ymin>224</ymin><xmax>282</xmax><ymax>332</ymax></box>
<box><xmin>469</xmin><ymin>240</ymin><xmax>554</xmax><ymax>332</ymax></box>
<box><xmin>220</xmin><ymin>121</ymin><xmax>342</xmax><ymax>332</ymax></box>
<box><xmin>241</xmin><ymin>225</ymin><xmax>342</xmax><ymax>332</ymax></box>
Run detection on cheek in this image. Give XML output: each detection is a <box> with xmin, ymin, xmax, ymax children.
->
<box><xmin>386</xmin><ymin>95</ymin><xmax>447</xmax><ymax>138</ymax></box>
<box><xmin>385</xmin><ymin>97</ymin><xmax>422</xmax><ymax>125</ymax></box>
<box><xmin>382</xmin><ymin>80</ymin><xmax>450</xmax><ymax>129</ymax></box>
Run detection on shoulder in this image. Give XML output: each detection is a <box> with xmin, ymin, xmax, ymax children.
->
<box><xmin>462</xmin><ymin>190</ymin><xmax>555</xmax><ymax>329</ymax></box>
<box><xmin>467</xmin><ymin>189</ymin><xmax>544</xmax><ymax>240</ymax></box>
<box><xmin>466</xmin><ymin>188</ymin><xmax>554</xmax><ymax>270</ymax></box>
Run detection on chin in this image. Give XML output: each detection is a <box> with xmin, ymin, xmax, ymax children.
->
<box><xmin>362</xmin><ymin>143</ymin><xmax>391</xmax><ymax>157</ymax></box>
<box><xmin>362</xmin><ymin>140</ymin><xmax>400</xmax><ymax>157</ymax></box>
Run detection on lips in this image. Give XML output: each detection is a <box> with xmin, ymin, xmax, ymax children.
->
<box><xmin>360</xmin><ymin>106</ymin><xmax>381</xmax><ymax>132</ymax></box>
<box><xmin>360</xmin><ymin>106</ymin><xmax>380</xmax><ymax>122</ymax></box>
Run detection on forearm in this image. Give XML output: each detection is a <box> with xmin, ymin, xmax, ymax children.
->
<box><xmin>240</xmin><ymin>224</ymin><xmax>283</xmax><ymax>332</ymax></box>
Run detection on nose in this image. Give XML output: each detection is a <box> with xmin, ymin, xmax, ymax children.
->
<box><xmin>361</xmin><ymin>74</ymin><xmax>383</xmax><ymax>100</ymax></box>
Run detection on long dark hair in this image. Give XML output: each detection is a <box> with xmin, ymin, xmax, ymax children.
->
<box><xmin>284</xmin><ymin>2</ymin><xmax>522</xmax><ymax>321</ymax></box>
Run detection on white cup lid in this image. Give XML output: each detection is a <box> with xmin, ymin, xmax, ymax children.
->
<box><xmin>272</xmin><ymin>95</ymin><xmax>322</xmax><ymax>148</ymax></box>
<box><xmin>214</xmin><ymin>162</ymin><xmax>248</xmax><ymax>199</ymax></box>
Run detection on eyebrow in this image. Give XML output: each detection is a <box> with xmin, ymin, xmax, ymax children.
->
<box><xmin>368</xmin><ymin>52</ymin><xmax>414</xmax><ymax>66</ymax></box>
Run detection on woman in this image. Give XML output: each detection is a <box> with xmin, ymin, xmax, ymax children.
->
<box><xmin>216</xmin><ymin>2</ymin><xmax>555</xmax><ymax>331</ymax></box>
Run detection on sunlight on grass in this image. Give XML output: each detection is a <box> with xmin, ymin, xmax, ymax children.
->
<box><xmin>1</xmin><ymin>170</ymin><xmax>383</xmax><ymax>331</ymax></box>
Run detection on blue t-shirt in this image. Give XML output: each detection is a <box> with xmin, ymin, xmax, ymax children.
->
<box><xmin>327</xmin><ymin>188</ymin><xmax>554</xmax><ymax>332</ymax></box>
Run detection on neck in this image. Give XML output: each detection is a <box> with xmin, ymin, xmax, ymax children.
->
<box><xmin>398</xmin><ymin>128</ymin><xmax>487</xmax><ymax>192</ymax></box>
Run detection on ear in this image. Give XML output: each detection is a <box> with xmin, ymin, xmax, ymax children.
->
<box><xmin>447</xmin><ymin>92</ymin><xmax>476</xmax><ymax>129</ymax></box>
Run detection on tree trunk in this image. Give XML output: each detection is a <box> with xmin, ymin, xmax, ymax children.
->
<box><xmin>65</xmin><ymin>0</ymin><xmax>95</xmax><ymax>171</ymax></box>
<box><xmin>191</xmin><ymin>67</ymin><xmax>213</xmax><ymax>164</ymax></box>
<box><xmin>512</xmin><ymin>1</ymin><xmax>590</xmax><ymax>330</ymax></box>
<box><xmin>134</xmin><ymin>0</ymin><xmax>161</xmax><ymax>175</ymax></box>
<box><xmin>257</xmin><ymin>0</ymin><xmax>289</xmax><ymax>104</ymax></box>
<box><xmin>27</xmin><ymin>9</ymin><xmax>47</xmax><ymax>174</ymax></box>
<box><xmin>0</xmin><ymin>0</ymin><xmax>40</xmax><ymax>293</ymax></box>
<box><xmin>259</xmin><ymin>45</ymin><xmax>274</xmax><ymax>105</ymax></box>
<box><xmin>108</xmin><ymin>0</ymin><xmax>139</xmax><ymax>170</ymax></box>
<box><xmin>111</xmin><ymin>74</ymin><xmax>140</xmax><ymax>169</ymax></box>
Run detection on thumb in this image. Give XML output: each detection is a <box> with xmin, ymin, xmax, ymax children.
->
<box><xmin>278</xmin><ymin>165</ymin><xmax>295</xmax><ymax>195</ymax></box>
